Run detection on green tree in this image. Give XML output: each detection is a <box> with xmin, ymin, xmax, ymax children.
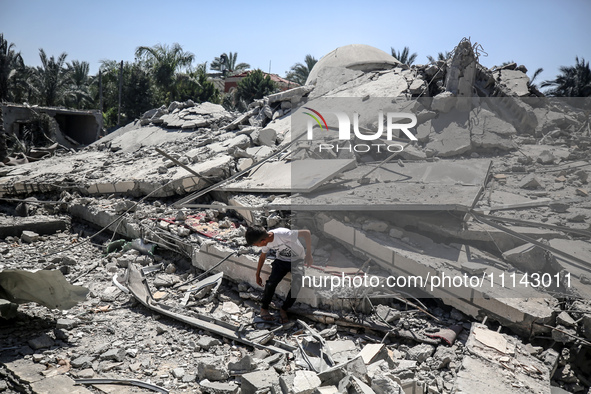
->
<box><xmin>527</xmin><ymin>67</ymin><xmax>544</xmax><ymax>90</ymax></box>
<box><xmin>33</xmin><ymin>49</ymin><xmax>69</xmax><ymax>106</ymax></box>
<box><xmin>0</xmin><ymin>33</ymin><xmax>25</xmax><ymax>101</ymax></box>
<box><xmin>427</xmin><ymin>51</ymin><xmax>452</xmax><ymax>63</ymax></box>
<box><xmin>65</xmin><ymin>60</ymin><xmax>94</xmax><ymax>109</ymax></box>
<box><xmin>391</xmin><ymin>47</ymin><xmax>417</xmax><ymax>66</ymax></box>
<box><xmin>135</xmin><ymin>43</ymin><xmax>195</xmax><ymax>102</ymax></box>
<box><xmin>541</xmin><ymin>57</ymin><xmax>591</xmax><ymax>97</ymax></box>
<box><xmin>235</xmin><ymin>69</ymin><xmax>277</xmax><ymax>105</ymax></box>
<box><xmin>286</xmin><ymin>54</ymin><xmax>317</xmax><ymax>86</ymax></box>
<box><xmin>211</xmin><ymin>52</ymin><xmax>250</xmax><ymax>74</ymax></box>
<box><xmin>98</xmin><ymin>60</ymin><xmax>157</xmax><ymax>128</ymax></box>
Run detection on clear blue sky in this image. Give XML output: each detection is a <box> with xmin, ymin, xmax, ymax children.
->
<box><xmin>2</xmin><ymin>0</ymin><xmax>590</xmax><ymax>85</ymax></box>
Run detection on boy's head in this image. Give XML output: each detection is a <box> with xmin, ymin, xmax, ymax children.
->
<box><xmin>245</xmin><ymin>226</ymin><xmax>271</xmax><ymax>247</ymax></box>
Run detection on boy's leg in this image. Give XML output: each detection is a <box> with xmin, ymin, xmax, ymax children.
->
<box><xmin>280</xmin><ymin>259</ymin><xmax>304</xmax><ymax>318</ymax></box>
<box><xmin>261</xmin><ymin>259</ymin><xmax>291</xmax><ymax>310</ymax></box>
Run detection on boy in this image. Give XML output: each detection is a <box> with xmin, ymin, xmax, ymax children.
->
<box><xmin>245</xmin><ymin>226</ymin><xmax>313</xmax><ymax>323</ymax></box>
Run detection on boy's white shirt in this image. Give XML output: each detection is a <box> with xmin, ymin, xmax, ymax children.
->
<box><xmin>260</xmin><ymin>228</ymin><xmax>305</xmax><ymax>261</ymax></box>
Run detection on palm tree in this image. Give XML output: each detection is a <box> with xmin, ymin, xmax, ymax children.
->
<box><xmin>391</xmin><ymin>47</ymin><xmax>417</xmax><ymax>66</ymax></box>
<box><xmin>286</xmin><ymin>54</ymin><xmax>317</xmax><ymax>86</ymax></box>
<box><xmin>211</xmin><ymin>52</ymin><xmax>250</xmax><ymax>74</ymax></box>
<box><xmin>541</xmin><ymin>57</ymin><xmax>591</xmax><ymax>97</ymax></box>
<box><xmin>427</xmin><ymin>51</ymin><xmax>452</xmax><ymax>63</ymax></box>
<box><xmin>527</xmin><ymin>67</ymin><xmax>543</xmax><ymax>90</ymax></box>
<box><xmin>0</xmin><ymin>33</ymin><xmax>25</xmax><ymax>101</ymax></box>
<box><xmin>33</xmin><ymin>49</ymin><xmax>69</xmax><ymax>106</ymax></box>
<box><xmin>65</xmin><ymin>60</ymin><xmax>94</xmax><ymax>109</ymax></box>
<box><xmin>135</xmin><ymin>43</ymin><xmax>195</xmax><ymax>101</ymax></box>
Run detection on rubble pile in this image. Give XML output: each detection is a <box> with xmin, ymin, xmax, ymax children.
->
<box><xmin>1</xmin><ymin>39</ymin><xmax>591</xmax><ymax>393</ymax></box>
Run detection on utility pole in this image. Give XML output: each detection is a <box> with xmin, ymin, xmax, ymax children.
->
<box><xmin>117</xmin><ymin>60</ymin><xmax>123</xmax><ymax>126</ymax></box>
<box><xmin>98</xmin><ymin>70</ymin><xmax>103</xmax><ymax>138</ymax></box>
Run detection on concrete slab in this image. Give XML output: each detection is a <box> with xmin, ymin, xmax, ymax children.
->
<box><xmin>0</xmin><ymin>215</ymin><xmax>68</xmax><ymax>238</ymax></box>
<box><xmin>318</xmin><ymin>215</ymin><xmax>557</xmax><ymax>336</ymax></box>
<box><xmin>291</xmin><ymin>160</ymin><xmax>490</xmax><ymax>211</ymax></box>
<box><xmin>219</xmin><ymin>159</ymin><xmax>356</xmax><ymax>193</ymax></box>
<box><xmin>454</xmin><ymin>323</ymin><xmax>551</xmax><ymax>393</ymax></box>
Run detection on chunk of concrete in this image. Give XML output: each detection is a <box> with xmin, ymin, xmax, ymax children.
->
<box><xmin>326</xmin><ymin>339</ymin><xmax>357</xmax><ymax>363</ymax></box>
<box><xmin>21</xmin><ymin>230</ymin><xmax>40</xmax><ymax>243</ymax></box>
<box><xmin>317</xmin><ymin>356</ymin><xmax>368</xmax><ymax>386</ymax></box>
<box><xmin>197</xmin><ymin>356</ymin><xmax>229</xmax><ymax>381</ymax></box>
<box><xmin>28</xmin><ymin>334</ymin><xmax>55</xmax><ymax>350</ymax></box>
<box><xmin>371</xmin><ymin>374</ymin><xmax>403</xmax><ymax>394</ymax></box>
<box><xmin>199</xmin><ymin>379</ymin><xmax>239</xmax><ymax>394</ymax></box>
<box><xmin>502</xmin><ymin>242</ymin><xmax>550</xmax><ymax>272</ymax></box>
<box><xmin>405</xmin><ymin>344</ymin><xmax>435</xmax><ymax>363</ymax></box>
<box><xmin>358</xmin><ymin>343</ymin><xmax>388</xmax><ymax>365</ymax></box>
<box><xmin>257</xmin><ymin>127</ymin><xmax>277</xmax><ymax>146</ymax></box>
<box><xmin>519</xmin><ymin>174</ymin><xmax>542</xmax><ymax>189</ymax></box>
<box><xmin>240</xmin><ymin>369</ymin><xmax>280</xmax><ymax>394</ymax></box>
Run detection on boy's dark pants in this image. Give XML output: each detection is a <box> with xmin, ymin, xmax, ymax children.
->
<box><xmin>261</xmin><ymin>259</ymin><xmax>303</xmax><ymax>311</ymax></box>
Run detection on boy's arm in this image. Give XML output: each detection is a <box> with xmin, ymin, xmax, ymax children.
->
<box><xmin>255</xmin><ymin>252</ymin><xmax>267</xmax><ymax>286</ymax></box>
<box><xmin>297</xmin><ymin>230</ymin><xmax>313</xmax><ymax>267</ymax></box>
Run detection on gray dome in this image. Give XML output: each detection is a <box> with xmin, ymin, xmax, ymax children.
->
<box><xmin>306</xmin><ymin>44</ymin><xmax>400</xmax><ymax>85</ymax></box>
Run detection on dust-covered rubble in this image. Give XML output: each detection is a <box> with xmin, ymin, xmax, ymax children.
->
<box><xmin>1</xmin><ymin>38</ymin><xmax>591</xmax><ymax>393</ymax></box>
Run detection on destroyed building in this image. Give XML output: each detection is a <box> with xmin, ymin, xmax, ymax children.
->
<box><xmin>0</xmin><ymin>40</ymin><xmax>590</xmax><ymax>394</ymax></box>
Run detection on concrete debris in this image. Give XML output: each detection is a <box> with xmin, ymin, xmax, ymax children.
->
<box><xmin>2</xmin><ymin>38</ymin><xmax>591</xmax><ymax>394</ymax></box>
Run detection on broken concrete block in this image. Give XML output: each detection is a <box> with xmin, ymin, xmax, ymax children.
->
<box><xmin>21</xmin><ymin>230</ymin><xmax>40</xmax><ymax>243</ymax></box>
<box><xmin>537</xmin><ymin>150</ymin><xmax>555</xmax><ymax>165</ymax></box>
<box><xmin>405</xmin><ymin>343</ymin><xmax>435</xmax><ymax>362</ymax></box>
<box><xmin>549</xmin><ymin>202</ymin><xmax>569</xmax><ymax>213</ymax></box>
<box><xmin>282</xmin><ymin>370</ymin><xmax>322</xmax><ymax>394</ymax></box>
<box><xmin>197</xmin><ymin>356</ymin><xmax>229</xmax><ymax>381</ymax></box>
<box><xmin>240</xmin><ymin>369</ymin><xmax>280</xmax><ymax>394</ymax></box>
<box><xmin>228</xmin><ymin>355</ymin><xmax>256</xmax><ymax>374</ymax></box>
<box><xmin>100</xmin><ymin>347</ymin><xmax>125</xmax><ymax>362</ymax></box>
<box><xmin>358</xmin><ymin>343</ymin><xmax>388</xmax><ymax>365</ymax></box>
<box><xmin>314</xmin><ymin>386</ymin><xmax>339</xmax><ymax>394</ymax></box>
<box><xmin>257</xmin><ymin>127</ymin><xmax>277</xmax><ymax>146</ymax></box>
<box><xmin>172</xmin><ymin>367</ymin><xmax>185</xmax><ymax>379</ymax></box>
<box><xmin>371</xmin><ymin>374</ymin><xmax>403</xmax><ymax>394</ymax></box>
<box><xmin>556</xmin><ymin>311</ymin><xmax>576</xmax><ymax>327</ymax></box>
<box><xmin>362</xmin><ymin>220</ymin><xmax>388</xmax><ymax>232</ymax></box>
<box><xmin>199</xmin><ymin>379</ymin><xmax>239</xmax><ymax>394</ymax></box>
<box><xmin>430</xmin><ymin>91</ymin><xmax>455</xmax><ymax>113</ymax></box>
<box><xmin>268</xmin><ymin>85</ymin><xmax>314</xmax><ymax>103</ymax></box>
<box><xmin>375</xmin><ymin>304</ymin><xmax>401</xmax><ymax>323</ymax></box>
<box><xmin>551</xmin><ymin>325</ymin><xmax>577</xmax><ymax>343</ymax></box>
<box><xmin>317</xmin><ymin>356</ymin><xmax>368</xmax><ymax>386</ymax></box>
<box><xmin>56</xmin><ymin>318</ymin><xmax>78</xmax><ymax>330</ymax></box>
<box><xmin>246</xmin><ymin>146</ymin><xmax>274</xmax><ymax>161</ymax></box>
<box><xmin>71</xmin><ymin>355</ymin><xmax>95</xmax><ymax>369</ymax></box>
<box><xmin>518</xmin><ymin>174</ymin><xmax>542</xmax><ymax>189</ymax></box>
<box><xmin>27</xmin><ymin>333</ymin><xmax>55</xmax><ymax>350</ymax></box>
<box><xmin>327</xmin><ymin>339</ymin><xmax>357</xmax><ymax>364</ymax></box>
<box><xmin>31</xmin><ymin>375</ymin><xmax>93</xmax><ymax>394</ymax></box>
<box><xmin>502</xmin><ymin>242</ymin><xmax>550</xmax><ymax>272</ymax></box>
<box><xmin>197</xmin><ymin>335</ymin><xmax>221</xmax><ymax>350</ymax></box>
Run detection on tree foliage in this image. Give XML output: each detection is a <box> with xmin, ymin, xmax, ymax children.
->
<box><xmin>0</xmin><ymin>33</ymin><xmax>25</xmax><ymax>101</ymax></box>
<box><xmin>235</xmin><ymin>69</ymin><xmax>277</xmax><ymax>105</ymax></box>
<box><xmin>427</xmin><ymin>51</ymin><xmax>452</xmax><ymax>63</ymax></box>
<box><xmin>391</xmin><ymin>47</ymin><xmax>417</xmax><ymax>66</ymax></box>
<box><xmin>135</xmin><ymin>43</ymin><xmax>195</xmax><ymax>102</ymax></box>
<box><xmin>211</xmin><ymin>52</ymin><xmax>250</xmax><ymax>74</ymax></box>
<box><xmin>541</xmin><ymin>57</ymin><xmax>591</xmax><ymax>97</ymax></box>
<box><xmin>286</xmin><ymin>54</ymin><xmax>317</xmax><ymax>86</ymax></box>
<box><xmin>33</xmin><ymin>49</ymin><xmax>70</xmax><ymax>106</ymax></box>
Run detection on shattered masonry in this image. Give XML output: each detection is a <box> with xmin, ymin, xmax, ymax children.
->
<box><xmin>1</xmin><ymin>40</ymin><xmax>591</xmax><ymax>394</ymax></box>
